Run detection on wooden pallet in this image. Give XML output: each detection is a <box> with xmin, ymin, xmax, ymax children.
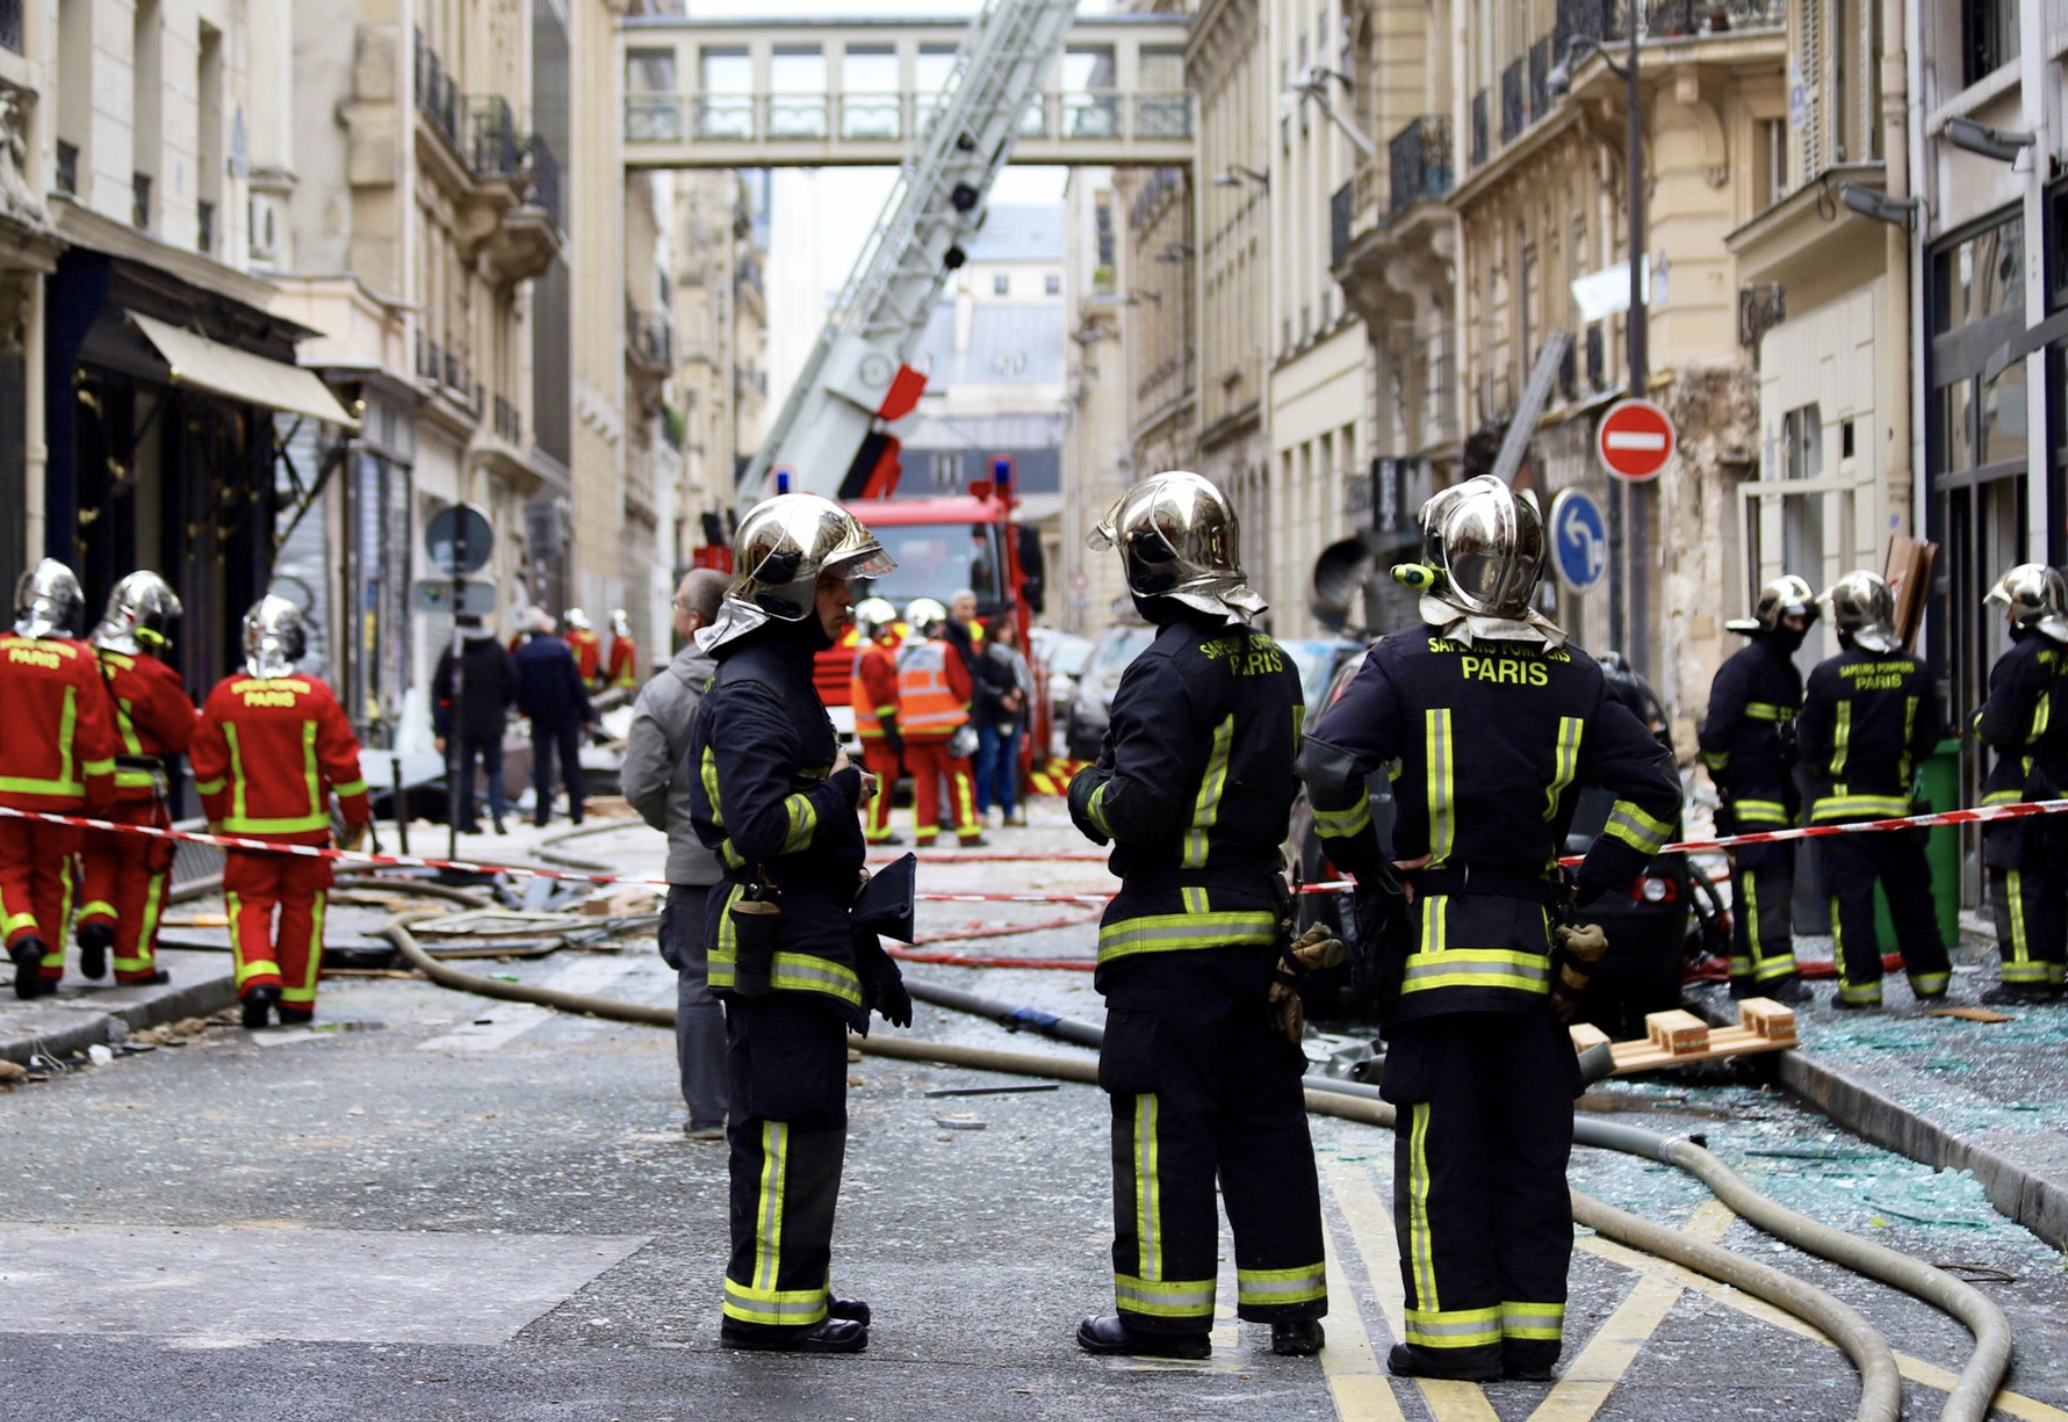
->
<box><xmin>1571</xmin><ymin>999</ymin><xmax>1798</xmax><ymax>1076</ymax></box>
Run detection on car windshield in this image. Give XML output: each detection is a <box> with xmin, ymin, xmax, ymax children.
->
<box><xmin>1049</xmin><ymin>634</ymin><xmax>1095</xmax><ymax>678</ymax></box>
<box><xmin>1279</xmin><ymin>640</ymin><xmax>1343</xmax><ymax>709</ymax></box>
<box><xmin>852</xmin><ymin>523</ymin><xmax>1007</xmax><ymax>608</ymax></box>
<box><xmin>1089</xmin><ymin>626</ymin><xmax>1156</xmax><ymax>674</ymax></box>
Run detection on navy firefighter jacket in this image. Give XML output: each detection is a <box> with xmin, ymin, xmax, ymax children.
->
<box><xmin>1297</xmin><ymin>626</ymin><xmax>1680</xmax><ymax>1024</ymax></box>
<box><xmin>1067</xmin><ymin>612</ymin><xmax>1304</xmax><ymax>991</ymax></box>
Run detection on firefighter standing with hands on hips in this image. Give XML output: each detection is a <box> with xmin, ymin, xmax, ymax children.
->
<box><xmin>897</xmin><ymin>598</ymin><xmax>986</xmax><ymax>848</ymax></box>
<box><xmin>1796</xmin><ymin>572</ymin><xmax>1952</xmax><ymax>1010</ymax></box>
<box><xmin>1970</xmin><ymin>564</ymin><xmax>2068</xmax><ymax>1004</ymax></box>
<box><xmin>1066</xmin><ymin>470</ymin><xmax>1331</xmax><ymax>1362</ymax></box>
<box><xmin>76</xmin><ymin>572</ymin><xmax>198</xmax><ymax>985</ymax></box>
<box><xmin>849</xmin><ymin>597</ymin><xmax>906</xmax><ymax>847</ymax></box>
<box><xmin>0</xmin><ymin>560</ymin><xmax>119</xmax><ymax>998</ymax></box>
<box><xmin>1698</xmin><ymin>576</ymin><xmax>1818</xmax><ymax>1004</ymax></box>
<box><xmin>688</xmin><ymin>493</ymin><xmax>913</xmax><ymax>1355</ymax></box>
<box><xmin>191</xmin><ymin>597</ymin><xmax>372</xmax><ymax>1029</ymax></box>
<box><xmin>1298</xmin><ymin>476</ymin><xmax>1680</xmax><ymax>1382</ymax></box>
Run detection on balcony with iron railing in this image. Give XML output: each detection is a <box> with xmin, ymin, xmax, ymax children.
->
<box><xmin>414</xmin><ymin>31</ymin><xmax>462</xmax><ymax>150</ymax></box>
<box><xmin>468</xmin><ymin>95</ymin><xmax>524</xmax><ymax>182</ymax></box>
<box><xmin>1388</xmin><ymin>116</ymin><xmax>1454</xmax><ymax>219</ymax></box>
<box><xmin>493</xmin><ymin>394</ymin><xmax>523</xmax><ymax>445</ymax></box>
<box><xmin>1553</xmin><ymin>0</ymin><xmax>1785</xmax><ymax>46</ymax></box>
<box><xmin>1499</xmin><ymin>60</ymin><xmax>1527</xmax><ymax>143</ymax></box>
<box><xmin>525</xmin><ymin>135</ymin><xmax>562</xmax><ymax>228</ymax></box>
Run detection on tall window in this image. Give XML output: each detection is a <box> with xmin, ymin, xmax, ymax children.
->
<box><xmin>1960</xmin><ymin>0</ymin><xmax>2019</xmax><ymax>87</ymax></box>
<box><xmin>1780</xmin><ymin>403</ymin><xmax>1825</xmax><ymax>587</ymax></box>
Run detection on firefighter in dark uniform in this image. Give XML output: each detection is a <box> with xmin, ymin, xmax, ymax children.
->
<box><xmin>1698</xmin><ymin>576</ymin><xmax>1817</xmax><ymax>1004</ymax></box>
<box><xmin>688</xmin><ymin>493</ymin><xmax>913</xmax><ymax>1355</ymax></box>
<box><xmin>1796</xmin><ymin>571</ymin><xmax>1952</xmax><ymax>1009</ymax></box>
<box><xmin>1972</xmin><ymin>564</ymin><xmax>2068</xmax><ymax>1004</ymax></box>
<box><xmin>1066</xmin><ymin>470</ymin><xmax>1329</xmax><ymax>1362</ymax></box>
<box><xmin>1297</xmin><ymin>476</ymin><xmax>1681</xmax><ymax>1383</ymax></box>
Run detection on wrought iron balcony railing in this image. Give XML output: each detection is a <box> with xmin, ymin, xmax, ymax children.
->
<box><xmin>1388</xmin><ymin>116</ymin><xmax>1454</xmax><ymax>219</ymax></box>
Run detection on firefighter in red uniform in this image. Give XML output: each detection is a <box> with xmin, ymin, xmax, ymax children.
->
<box><xmin>0</xmin><ymin>560</ymin><xmax>119</xmax><ymax>998</ymax></box>
<box><xmin>897</xmin><ymin>598</ymin><xmax>986</xmax><ymax>848</ymax></box>
<box><xmin>191</xmin><ymin>597</ymin><xmax>372</xmax><ymax>1029</ymax></box>
<box><xmin>75</xmin><ymin>572</ymin><xmax>197</xmax><ymax>985</ymax></box>
<box><xmin>849</xmin><ymin>598</ymin><xmax>905</xmax><ymax>846</ymax></box>
<box><xmin>564</xmin><ymin>608</ymin><xmax>605</xmax><ymax>688</ymax></box>
<box><xmin>607</xmin><ymin>608</ymin><xmax>639</xmax><ymax>690</ymax></box>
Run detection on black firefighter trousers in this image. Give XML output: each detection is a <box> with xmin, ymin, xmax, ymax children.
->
<box><xmin>1818</xmin><ymin>826</ymin><xmax>1951</xmax><ymax>1004</ymax></box>
<box><xmin>1380</xmin><ymin>1010</ymin><xmax>1579</xmax><ymax>1376</ymax></box>
<box><xmin>1098</xmin><ymin>949</ymin><xmax>1327</xmax><ymax>1338</ymax></box>
<box><xmin>721</xmin><ymin>994</ymin><xmax>849</xmax><ymax>1340</ymax></box>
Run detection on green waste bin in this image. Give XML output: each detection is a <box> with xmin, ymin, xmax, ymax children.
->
<box><xmin>1872</xmin><ymin>738</ymin><xmax>1963</xmax><ymax>953</ymax></box>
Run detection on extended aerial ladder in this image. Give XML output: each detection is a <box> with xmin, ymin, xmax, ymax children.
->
<box><xmin>736</xmin><ymin>0</ymin><xmax>1080</xmax><ymax>515</ymax></box>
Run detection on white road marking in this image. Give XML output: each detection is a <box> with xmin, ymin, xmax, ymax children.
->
<box><xmin>418</xmin><ymin>956</ymin><xmax>656</xmax><ymax>1053</ymax></box>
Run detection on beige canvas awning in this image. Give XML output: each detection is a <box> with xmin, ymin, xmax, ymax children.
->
<box><xmin>130</xmin><ymin>312</ymin><xmax>361</xmax><ymax>430</ymax></box>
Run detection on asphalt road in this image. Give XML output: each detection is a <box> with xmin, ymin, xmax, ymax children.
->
<box><xmin>0</xmin><ymin>809</ymin><xmax>2064</xmax><ymax>1422</ymax></box>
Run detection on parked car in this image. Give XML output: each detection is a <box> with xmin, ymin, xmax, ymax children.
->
<box><xmin>1064</xmin><ymin>619</ymin><xmax>1156</xmax><ymax>761</ymax></box>
<box><xmin>1290</xmin><ymin>648</ymin><xmax>1709</xmax><ymax>1038</ymax></box>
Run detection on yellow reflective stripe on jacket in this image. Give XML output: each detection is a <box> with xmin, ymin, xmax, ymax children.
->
<box><xmin>1399</xmin><ymin>948</ymin><xmax>1552</xmax><ymax>996</ymax></box>
<box><xmin>0</xmin><ymin>687</ymin><xmax>89</xmax><ymax>796</ymax></box>
<box><xmin>1311</xmin><ymin>796</ymin><xmax>1372</xmax><ymax>840</ymax></box>
<box><xmin>220</xmin><ymin>722</ymin><xmax>330</xmax><ymax>835</ymax></box>
<box><xmin>708</xmin><ymin>882</ymin><xmax>745</xmax><ymax>989</ymax></box>
<box><xmin>780</xmin><ymin>793</ymin><xmax>818</xmax><ymax>854</ymax></box>
<box><xmin>1096</xmin><ymin>911</ymin><xmax>1279</xmax><ymax>964</ymax></box>
<box><xmin>1830</xmin><ymin>702</ymin><xmax>1852</xmax><ymax>777</ymax></box>
<box><xmin>1114</xmin><ymin>1274</ymin><xmax>1217</xmax><ymax>1319</ymax></box>
<box><xmin>1743</xmin><ymin>702</ymin><xmax>1796</xmax><ymax>722</ymax></box>
<box><xmin>1236</xmin><ymin>1263</ymin><xmax>1327</xmax><ymax>1307</ymax></box>
<box><xmin>1086</xmin><ymin>780</ymin><xmax>1113</xmax><ymax>837</ymax></box>
<box><xmin>1982</xmin><ymin>789</ymin><xmax>2025</xmax><ymax>807</ymax></box>
<box><xmin>194</xmin><ymin>777</ymin><xmax>226</xmax><ymax>796</ymax></box>
<box><xmin>1405</xmin><ymin>1306</ymin><xmax>1503</xmax><ymax>1349</ymax></box>
<box><xmin>1544</xmin><ymin>716</ymin><xmax>1584</xmax><ymax>822</ymax></box>
<box><xmin>1603</xmin><ymin>799</ymin><xmax>1672</xmax><ymax>855</ymax></box>
<box><xmin>1181</xmin><ymin>714</ymin><xmax>1234</xmax><ymax>869</ymax></box>
<box><xmin>1700</xmin><ymin>749</ymin><xmax>1731</xmax><ymax>771</ymax></box>
<box><xmin>1731</xmin><ymin>798</ymin><xmax>1790</xmax><ymax>826</ymax></box>
<box><xmin>768</xmin><ymin>951</ymin><xmax>863</xmax><ymax>1008</ymax></box>
<box><xmin>332</xmin><ymin>779</ymin><xmax>368</xmax><ymax>799</ymax></box>
<box><xmin>1898</xmin><ymin>695</ymin><xmax>1920</xmax><ymax>783</ymax></box>
<box><xmin>699</xmin><ymin>746</ymin><xmax>747</xmax><ymax>870</ymax></box>
<box><xmin>1425</xmin><ymin>708</ymin><xmax>1455</xmax><ymax>866</ymax></box>
<box><xmin>1811</xmin><ymin>792</ymin><xmax>1911</xmax><ymax>822</ymax></box>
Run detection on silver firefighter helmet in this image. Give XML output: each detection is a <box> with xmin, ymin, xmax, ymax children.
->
<box><xmin>1399</xmin><ymin>476</ymin><xmax>1564</xmax><ymax>647</ymax></box>
<box><xmin>903</xmin><ymin>597</ymin><xmax>948</xmax><ymax>637</ymax></box>
<box><xmin>698</xmin><ymin>494</ymin><xmax>897</xmax><ymax>652</ymax></box>
<box><xmin>1087</xmin><ymin>470</ymin><xmax>1266</xmax><ymax>623</ymax></box>
<box><xmin>1820</xmin><ymin>571</ymin><xmax>1901</xmax><ymax>654</ymax></box>
<box><xmin>92</xmin><ymin>570</ymin><xmax>184</xmax><ymax>655</ymax></box>
<box><xmin>1725</xmin><ymin>574</ymin><xmax>1820</xmax><ymax>635</ymax></box>
<box><xmin>242</xmin><ymin>594</ymin><xmax>309</xmax><ymax>679</ymax></box>
<box><xmin>854</xmin><ymin>596</ymin><xmax>899</xmax><ymax>639</ymax></box>
<box><xmin>1985</xmin><ymin>563</ymin><xmax>2068</xmax><ymax>645</ymax></box>
<box><xmin>13</xmin><ymin>558</ymin><xmax>86</xmax><ymax>640</ymax></box>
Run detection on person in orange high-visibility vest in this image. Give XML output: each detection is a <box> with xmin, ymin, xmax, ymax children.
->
<box><xmin>850</xmin><ymin>598</ymin><xmax>905</xmax><ymax>846</ymax></box>
<box><xmin>607</xmin><ymin>608</ymin><xmax>640</xmax><ymax>690</ymax></box>
<box><xmin>76</xmin><ymin>572</ymin><xmax>198</xmax><ymax>985</ymax></box>
<box><xmin>564</xmin><ymin>608</ymin><xmax>604</xmax><ymax>688</ymax></box>
<box><xmin>191</xmin><ymin>597</ymin><xmax>372</xmax><ymax>1029</ymax></box>
<box><xmin>896</xmin><ymin>598</ymin><xmax>985</xmax><ymax>848</ymax></box>
<box><xmin>0</xmin><ymin>560</ymin><xmax>119</xmax><ymax>999</ymax></box>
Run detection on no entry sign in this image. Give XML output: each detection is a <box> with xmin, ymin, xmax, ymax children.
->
<box><xmin>1596</xmin><ymin>399</ymin><xmax>1676</xmax><ymax>482</ymax></box>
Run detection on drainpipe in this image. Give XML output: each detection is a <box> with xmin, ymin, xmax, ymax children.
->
<box><xmin>1880</xmin><ymin>0</ymin><xmax>1911</xmax><ymax>559</ymax></box>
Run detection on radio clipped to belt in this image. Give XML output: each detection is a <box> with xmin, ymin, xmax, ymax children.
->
<box><xmin>729</xmin><ymin>871</ymin><xmax>783</xmax><ymax>996</ymax></box>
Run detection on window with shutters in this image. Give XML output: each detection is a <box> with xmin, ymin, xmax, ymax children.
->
<box><xmin>1798</xmin><ymin>0</ymin><xmax>1824</xmax><ymax>182</ymax></box>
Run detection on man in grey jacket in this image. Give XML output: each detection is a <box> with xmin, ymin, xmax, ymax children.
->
<box><xmin>623</xmin><ymin>568</ymin><xmax>733</xmax><ymax>1139</ymax></box>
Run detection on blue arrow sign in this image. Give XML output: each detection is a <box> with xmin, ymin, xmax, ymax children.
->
<box><xmin>1549</xmin><ymin>489</ymin><xmax>1607</xmax><ymax>592</ymax></box>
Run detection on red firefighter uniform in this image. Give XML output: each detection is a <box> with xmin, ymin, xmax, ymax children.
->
<box><xmin>190</xmin><ymin>674</ymin><xmax>370</xmax><ymax>1018</ymax></box>
<box><xmin>851</xmin><ymin>634</ymin><xmax>904</xmax><ymax>844</ymax></box>
<box><xmin>76</xmin><ymin>649</ymin><xmax>197</xmax><ymax>982</ymax></box>
<box><xmin>896</xmin><ymin>635</ymin><xmax>979</xmax><ymax>845</ymax></box>
<box><xmin>608</xmin><ymin>633</ymin><xmax>639</xmax><ymax>689</ymax></box>
<box><xmin>567</xmin><ymin>627</ymin><xmax>604</xmax><ymax>686</ymax></box>
<box><xmin>0</xmin><ymin>634</ymin><xmax>119</xmax><ymax>987</ymax></box>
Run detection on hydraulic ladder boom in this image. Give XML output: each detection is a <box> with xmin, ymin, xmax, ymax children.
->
<box><xmin>737</xmin><ymin>0</ymin><xmax>1079</xmax><ymax>515</ymax></box>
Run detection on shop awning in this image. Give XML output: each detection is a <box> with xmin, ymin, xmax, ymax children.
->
<box><xmin>130</xmin><ymin>312</ymin><xmax>361</xmax><ymax>430</ymax></box>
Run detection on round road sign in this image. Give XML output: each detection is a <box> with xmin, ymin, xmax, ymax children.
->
<box><xmin>425</xmin><ymin>503</ymin><xmax>495</xmax><ymax>576</ymax></box>
<box><xmin>1548</xmin><ymin>489</ymin><xmax>1608</xmax><ymax>592</ymax></box>
<box><xmin>1596</xmin><ymin>399</ymin><xmax>1676</xmax><ymax>482</ymax></box>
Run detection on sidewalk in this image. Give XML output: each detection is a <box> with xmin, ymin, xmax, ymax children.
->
<box><xmin>0</xmin><ymin>950</ymin><xmax>237</xmax><ymax>1066</ymax></box>
<box><xmin>1690</xmin><ymin>921</ymin><xmax>2068</xmax><ymax>1250</ymax></box>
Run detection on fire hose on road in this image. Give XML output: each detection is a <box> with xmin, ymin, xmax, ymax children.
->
<box><xmin>376</xmin><ymin>908</ymin><xmax>2021</xmax><ymax>1422</ymax></box>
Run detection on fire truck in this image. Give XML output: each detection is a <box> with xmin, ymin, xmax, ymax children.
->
<box><xmin>728</xmin><ymin>0</ymin><xmax>1073</xmax><ymax>761</ymax></box>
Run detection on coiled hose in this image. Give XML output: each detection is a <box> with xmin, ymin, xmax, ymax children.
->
<box><xmin>374</xmin><ymin>913</ymin><xmax>1950</xmax><ymax>1421</ymax></box>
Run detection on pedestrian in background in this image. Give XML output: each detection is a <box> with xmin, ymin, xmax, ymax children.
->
<box><xmin>623</xmin><ymin>568</ymin><xmax>733</xmax><ymax>1140</ymax></box>
<box><xmin>563</xmin><ymin>607</ymin><xmax>604</xmax><ymax>688</ymax></box>
<box><xmin>849</xmin><ymin>597</ymin><xmax>906</xmax><ymax>847</ymax></box>
<box><xmin>515</xmin><ymin>606</ymin><xmax>595</xmax><ymax>827</ymax></box>
<box><xmin>432</xmin><ymin>613</ymin><xmax>519</xmax><ymax>835</ymax></box>
<box><xmin>1299</xmin><ymin>477</ymin><xmax>1679</xmax><ymax>1382</ymax></box>
<box><xmin>1797</xmin><ymin>571</ymin><xmax>1951</xmax><ymax>1010</ymax></box>
<box><xmin>944</xmin><ymin>587</ymin><xmax>980</xmax><ymax>677</ymax></box>
<box><xmin>973</xmin><ymin>613</ymin><xmax>1030</xmax><ymax>826</ymax></box>
<box><xmin>898</xmin><ymin>598</ymin><xmax>985</xmax><ymax>847</ymax></box>
<box><xmin>1972</xmin><ymin>564</ymin><xmax>2068</xmax><ymax>1005</ymax></box>
<box><xmin>608</xmin><ymin>608</ymin><xmax>640</xmax><ymax>690</ymax></box>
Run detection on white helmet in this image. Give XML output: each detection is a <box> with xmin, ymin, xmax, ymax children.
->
<box><xmin>242</xmin><ymin>595</ymin><xmax>308</xmax><ymax>679</ymax></box>
<box><xmin>855</xmin><ymin>597</ymin><xmax>900</xmax><ymax>639</ymax></box>
<box><xmin>1985</xmin><ymin>564</ymin><xmax>2068</xmax><ymax>645</ymax></box>
<box><xmin>1820</xmin><ymin>572</ymin><xmax>1900</xmax><ymax>654</ymax></box>
<box><xmin>563</xmin><ymin>607</ymin><xmax>592</xmax><ymax>632</ymax></box>
<box><xmin>1087</xmin><ymin>470</ymin><xmax>1265</xmax><ymax>623</ymax></box>
<box><xmin>699</xmin><ymin>494</ymin><xmax>896</xmax><ymax>652</ymax></box>
<box><xmin>904</xmin><ymin>598</ymin><xmax>948</xmax><ymax>636</ymax></box>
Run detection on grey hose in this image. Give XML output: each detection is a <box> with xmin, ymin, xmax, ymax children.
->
<box><xmin>1582</xmin><ymin>1122</ymin><xmax>2011</xmax><ymax>1422</ymax></box>
<box><xmin>380</xmin><ymin>914</ymin><xmax>1906</xmax><ymax>1419</ymax></box>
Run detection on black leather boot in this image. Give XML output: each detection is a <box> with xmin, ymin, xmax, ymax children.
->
<box><xmin>828</xmin><ymin>1298</ymin><xmax>871</xmax><ymax>1326</ymax></box>
<box><xmin>1386</xmin><ymin>1343</ymin><xmax>1502</xmax><ymax>1381</ymax></box>
<box><xmin>1270</xmin><ymin>1320</ymin><xmax>1324</xmax><ymax>1356</ymax></box>
<box><xmin>720</xmin><ymin>1318</ymin><xmax>867</xmax><ymax>1354</ymax></box>
<box><xmin>9</xmin><ymin>939</ymin><xmax>51</xmax><ymax>999</ymax></box>
<box><xmin>241</xmin><ymin>984</ymin><xmax>281</xmax><ymax>1030</ymax></box>
<box><xmin>1075</xmin><ymin>1314</ymin><xmax>1210</xmax><ymax>1361</ymax></box>
<box><xmin>77</xmin><ymin>923</ymin><xmax>114</xmax><ymax>981</ymax></box>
